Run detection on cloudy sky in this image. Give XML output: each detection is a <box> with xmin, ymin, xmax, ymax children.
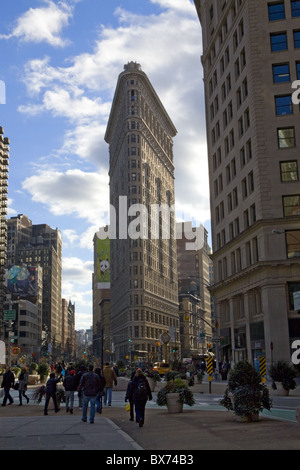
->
<box><xmin>0</xmin><ymin>0</ymin><xmax>210</xmax><ymax>330</ymax></box>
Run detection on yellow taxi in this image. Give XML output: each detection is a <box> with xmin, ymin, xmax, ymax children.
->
<box><xmin>153</xmin><ymin>362</ymin><xmax>170</xmax><ymax>376</ymax></box>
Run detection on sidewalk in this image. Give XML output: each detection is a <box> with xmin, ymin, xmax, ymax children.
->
<box><xmin>0</xmin><ymin>396</ymin><xmax>299</xmax><ymax>450</ymax></box>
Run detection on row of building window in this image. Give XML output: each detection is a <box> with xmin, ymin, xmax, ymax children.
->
<box><xmin>273</xmin><ymin>62</ymin><xmax>300</xmax><ymax>82</ymax></box>
<box><xmin>218</xmin><ymin>229</ymin><xmax>300</xmax><ymax>284</ymax></box>
<box><xmin>268</xmin><ymin>1</ymin><xmax>300</xmax><ymax>21</ymax></box>
<box><xmin>270</xmin><ymin>30</ymin><xmax>300</xmax><ymax>51</ymax></box>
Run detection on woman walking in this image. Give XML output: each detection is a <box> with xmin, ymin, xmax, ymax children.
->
<box><xmin>18</xmin><ymin>367</ymin><xmax>30</xmax><ymax>405</ymax></box>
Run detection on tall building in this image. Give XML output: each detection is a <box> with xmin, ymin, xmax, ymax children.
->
<box><xmin>92</xmin><ymin>232</ymin><xmax>111</xmax><ymax>364</ymax></box>
<box><xmin>6</xmin><ymin>214</ymin><xmax>63</xmax><ymax>356</ymax></box>
<box><xmin>0</xmin><ymin>127</ymin><xmax>9</xmax><ymax>332</ymax></box>
<box><xmin>194</xmin><ymin>0</ymin><xmax>300</xmax><ymax>367</ymax></box>
<box><xmin>177</xmin><ymin>222</ymin><xmax>213</xmax><ymax>358</ymax></box>
<box><xmin>62</xmin><ymin>298</ymin><xmax>75</xmax><ymax>361</ymax></box>
<box><xmin>105</xmin><ymin>62</ymin><xmax>179</xmax><ymax>363</ymax></box>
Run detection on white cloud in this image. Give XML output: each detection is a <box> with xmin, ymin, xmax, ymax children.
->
<box><xmin>21</xmin><ymin>169</ymin><xmax>110</xmax><ymax>225</ymax></box>
<box><xmin>0</xmin><ymin>0</ymin><xmax>74</xmax><ymax>47</ymax></box>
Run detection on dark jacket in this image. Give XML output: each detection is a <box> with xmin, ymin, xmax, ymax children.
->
<box><xmin>125</xmin><ymin>371</ymin><xmax>136</xmax><ymax>402</ymax></box>
<box><xmin>45</xmin><ymin>376</ymin><xmax>60</xmax><ymax>395</ymax></box>
<box><xmin>1</xmin><ymin>370</ymin><xmax>15</xmax><ymax>388</ymax></box>
<box><xmin>78</xmin><ymin>371</ymin><xmax>100</xmax><ymax>396</ymax></box>
<box><xmin>132</xmin><ymin>374</ymin><xmax>152</xmax><ymax>403</ymax></box>
<box><xmin>63</xmin><ymin>375</ymin><xmax>77</xmax><ymax>391</ymax></box>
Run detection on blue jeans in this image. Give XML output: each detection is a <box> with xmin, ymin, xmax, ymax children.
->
<box><xmin>104</xmin><ymin>387</ymin><xmax>112</xmax><ymax>405</ymax></box>
<box><xmin>2</xmin><ymin>387</ymin><xmax>13</xmax><ymax>405</ymax></box>
<box><xmin>65</xmin><ymin>391</ymin><xmax>74</xmax><ymax>411</ymax></box>
<box><xmin>82</xmin><ymin>394</ymin><xmax>96</xmax><ymax>422</ymax></box>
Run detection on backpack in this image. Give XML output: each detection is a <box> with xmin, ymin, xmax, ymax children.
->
<box><xmin>137</xmin><ymin>381</ymin><xmax>148</xmax><ymax>399</ymax></box>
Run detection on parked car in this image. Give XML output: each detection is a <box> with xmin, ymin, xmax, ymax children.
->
<box><xmin>153</xmin><ymin>362</ymin><xmax>170</xmax><ymax>376</ymax></box>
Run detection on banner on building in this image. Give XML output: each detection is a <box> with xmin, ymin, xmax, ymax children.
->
<box><xmin>5</xmin><ymin>265</ymin><xmax>37</xmax><ymax>300</ymax></box>
<box><xmin>97</xmin><ymin>238</ymin><xmax>110</xmax><ymax>289</ymax></box>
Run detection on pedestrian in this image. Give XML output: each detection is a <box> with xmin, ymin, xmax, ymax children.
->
<box><xmin>44</xmin><ymin>373</ymin><xmax>61</xmax><ymax>415</ymax></box>
<box><xmin>125</xmin><ymin>370</ymin><xmax>136</xmax><ymax>421</ymax></box>
<box><xmin>1</xmin><ymin>366</ymin><xmax>15</xmax><ymax>406</ymax></box>
<box><xmin>75</xmin><ymin>364</ymin><xmax>87</xmax><ymax>410</ymax></box>
<box><xmin>18</xmin><ymin>367</ymin><xmax>30</xmax><ymax>405</ymax></box>
<box><xmin>132</xmin><ymin>369</ymin><xmax>152</xmax><ymax>427</ymax></box>
<box><xmin>63</xmin><ymin>369</ymin><xmax>77</xmax><ymax>413</ymax></box>
<box><xmin>78</xmin><ymin>364</ymin><xmax>100</xmax><ymax>423</ymax></box>
<box><xmin>95</xmin><ymin>367</ymin><xmax>106</xmax><ymax>414</ymax></box>
<box><xmin>103</xmin><ymin>362</ymin><xmax>117</xmax><ymax>406</ymax></box>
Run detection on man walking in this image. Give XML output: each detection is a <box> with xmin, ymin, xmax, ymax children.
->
<box><xmin>1</xmin><ymin>366</ymin><xmax>15</xmax><ymax>406</ymax></box>
<box><xmin>63</xmin><ymin>369</ymin><xmax>77</xmax><ymax>413</ymax></box>
<box><xmin>44</xmin><ymin>373</ymin><xmax>61</xmax><ymax>415</ymax></box>
<box><xmin>78</xmin><ymin>364</ymin><xmax>100</xmax><ymax>423</ymax></box>
<box><xmin>103</xmin><ymin>363</ymin><xmax>117</xmax><ymax>406</ymax></box>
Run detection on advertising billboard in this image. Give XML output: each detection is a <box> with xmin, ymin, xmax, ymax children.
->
<box><xmin>96</xmin><ymin>238</ymin><xmax>110</xmax><ymax>289</ymax></box>
<box><xmin>5</xmin><ymin>265</ymin><xmax>37</xmax><ymax>299</ymax></box>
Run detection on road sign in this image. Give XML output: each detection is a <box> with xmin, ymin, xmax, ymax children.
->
<box><xmin>206</xmin><ymin>357</ymin><xmax>213</xmax><ymax>375</ymax></box>
<box><xmin>259</xmin><ymin>356</ymin><xmax>266</xmax><ymax>382</ymax></box>
<box><xmin>4</xmin><ymin>309</ymin><xmax>16</xmax><ymax>321</ymax></box>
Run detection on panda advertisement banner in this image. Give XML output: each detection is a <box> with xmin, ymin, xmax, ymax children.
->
<box><xmin>97</xmin><ymin>237</ymin><xmax>110</xmax><ymax>289</ymax></box>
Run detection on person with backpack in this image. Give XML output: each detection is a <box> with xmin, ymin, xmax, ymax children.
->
<box><xmin>132</xmin><ymin>369</ymin><xmax>152</xmax><ymax>427</ymax></box>
<box><xmin>125</xmin><ymin>370</ymin><xmax>136</xmax><ymax>421</ymax></box>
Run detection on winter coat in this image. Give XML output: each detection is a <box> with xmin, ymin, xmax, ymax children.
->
<box><xmin>45</xmin><ymin>377</ymin><xmax>60</xmax><ymax>395</ymax></box>
<box><xmin>103</xmin><ymin>366</ymin><xmax>117</xmax><ymax>388</ymax></box>
<box><xmin>125</xmin><ymin>371</ymin><xmax>136</xmax><ymax>402</ymax></box>
<box><xmin>132</xmin><ymin>375</ymin><xmax>152</xmax><ymax>404</ymax></box>
<box><xmin>78</xmin><ymin>371</ymin><xmax>100</xmax><ymax>396</ymax></box>
<box><xmin>18</xmin><ymin>371</ymin><xmax>28</xmax><ymax>393</ymax></box>
<box><xmin>1</xmin><ymin>370</ymin><xmax>15</xmax><ymax>389</ymax></box>
<box><xmin>63</xmin><ymin>375</ymin><xmax>77</xmax><ymax>391</ymax></box>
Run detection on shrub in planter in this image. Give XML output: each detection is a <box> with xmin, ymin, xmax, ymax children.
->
<box><xmin>269</xmin><ymin>360</ymin><xmax>297</xmax><ymax>392</ymax></box>
<box><xmin>29</xmin><ymin>363</ymin><xmax>38</xmax><ymax>374</ymax></box>
<box><xmin>146</xmin><ymin>370</ymin><xmax>161</xmax><ymax>382</ymax></box>
<box><xmin>220</xmin><ymin>361</ymin><xmax>272</xmax><ymax>421</ymax></box>
<box><xmin>38</xmin><ymin>362</ymin><xmax>50</xmax><ymax>382</ymax></box>
<box><xmin>165</xmin><ymin>371</ymin><xmax>180</xmax><ymax>382</ymax></box>
<box><xmin>156</xmin><ymin>377</ymin><xmax>195</xmax><ymax>407</ymax></box>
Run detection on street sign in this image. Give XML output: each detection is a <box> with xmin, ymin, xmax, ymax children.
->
<box><xmin>4</xmin><ymin>309</ymin><xmax>16</xmax><ymax>321</ymax></box>
<box><xmin>206</xmin><ymin>357</ymin><xmax>213</xmax><ymax>375</ymax></box>
<box><xmin>259</xmin><ymin>356</ymin><xmax>266</xmax><ymax>382</ymax></box>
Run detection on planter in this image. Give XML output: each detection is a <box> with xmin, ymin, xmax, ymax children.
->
<box><xmin>235</xmin><ymin>413</ymin><xmax>259</xmax><ymax>423</ymax></box>
<box><xmin>272</xmin><ymin>381</ymin><xmax>289</xmax><ymax>396</ymax></box>
<box><xmin>166</xmin><ymin>393</ymin><xmax>183</xmax><ymax>414</ymax></box>
<box><xmin>28</xmin><ymin>374</ymin><xmax>40</xmax><ymax>385</ymax></box>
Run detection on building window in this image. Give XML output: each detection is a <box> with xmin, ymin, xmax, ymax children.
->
<box><xmin>277</xmin><ymin>127</ymin><xmax>295</xmax><ymax>147</ymax></box>
<box><xmin>275</xmin><ymin>95</ymin><xmax>293</xmax><ymax>115</ymax></box>
<box><xmin>268</xmin><ymin>2</ymin><xmax>285</xmax><ymax>21</ymax></box>
<box><xmin>271</xmin><ymin>32</ymin><xmax>288</xmax><ymax>51</ymax></box>
<box><xmin>286</xmin><ymin>230</ymin><xmax>300</xmax><ymax>258</ymax></box>
<box><xmin>288</xmin><ymin>282</ymin><xmax>300</xmax><ymax>309</ymax></box>
<box><xmin>291</xmin><ymin>1</ymin><xmax>300</xmax><ymax>17</ymax></box>
<box><xmin>283</xmin><ymin>194</ymin><xmax>300</xmax><ymax>216</ymax></box>
<box><xmin>280</xmin><ymin>161</ymin><xmax>299</xmax><ymax>181</ymax></box>
<box><xmin>294</xmin><ymin>30</ymin><xmax>300</xmax><ymax>48</ymax></box>
<box><xmin>297</xmin><ymin>61</ymin><xmax>300</xmax><ymax>78</ymax></box>
<box><xmin>273</xmin><ymin>63</ymin><xmax>290</xmax><ymax>82</ymax></box>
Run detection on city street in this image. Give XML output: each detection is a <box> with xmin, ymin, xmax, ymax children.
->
<box><xmin>0</xmin><ymin>387</ymin><xmax>299</xmax><ymax>451</ymax></box>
